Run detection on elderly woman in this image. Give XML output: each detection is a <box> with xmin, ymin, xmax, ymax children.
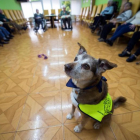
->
<box><xmin>106</xmin><ymin>10</ymin><xmax>140</xmax><ymax>46</ymax></box>
<box><xmin>59</xmin><ymin>6</ymin><xmax>71</xmax><ymax>29</ymax></box>
<box><xmin>90</xmin><ymin>0</ymin><xmax>114</xmax><ymax>32</ymax></box>
<box><xmin>98</xmin><ymin>2</ymin><xmax>132</xmax><ymax>42</ymax></box>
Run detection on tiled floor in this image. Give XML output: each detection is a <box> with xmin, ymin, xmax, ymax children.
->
<box><xmin>0</xmin><ymin>23</ymin><xmax>140</xmax><ymax>140</ymax></box>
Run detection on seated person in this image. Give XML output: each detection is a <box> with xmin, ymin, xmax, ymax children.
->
<box><xmin>59</xmin><ymin>6</ymin><xmax>71</xmax><ymax>29</ymax></box>
<box><xmin>34</xmin><ymin>9</ymin><xmax>44</xmax><ymax>30</ymax></box>
<box><xmin>99</xmin><ymin>2</ymin><xmax>132</xmax><ymax>42</ymax></box>
<box><xmin>0</xmin><ymin>9</ymin><xmax>27</xmax><ymax>31</ymax></box>
<box><xmin>119</xmin><ymin>31</ymin><xmax>140</xmax><ymax>62</ymax></box>
<box><xmin>106</xmin><ymin>10</ymin><xmax>140</xmax><ymax>46</ymax></box>
<box><xmin>90</xmin><ymin>1</ymin><xmax>114</xmax><ymax>32</ymax></box>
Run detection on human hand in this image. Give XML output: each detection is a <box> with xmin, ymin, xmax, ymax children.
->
<box><xmin>129</xmin><ymin>24</ymin><xmax>135</xmax><ymax>30</ymax></box>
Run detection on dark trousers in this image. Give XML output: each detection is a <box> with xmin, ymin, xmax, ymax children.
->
<box><xmin>62</xmin><ymin>17</ymin><xmax>71</xmax><ymax>28</ymax></box>
<box><xmin>35</xmin><ymin>19</ymin><xmax>43</xmax><ymax>29</ymax></box>
<box><xmin>3</xmin><ymin>23</ymin><xmax>12</xmax><ymax>33</ymax></box>
<box><xmin>100</xmin><ymin>23</ymin><xmax>116</xmax><ymax>39</ymax></box>
<box><xmin>126</xmin><ymin>31</ymin><xmax>140</xmax><ymax>56</ymax></box>
<box><xmin>110</xmin><ymin>23</ymin><xmax>135</xmax><ymax>41</ymax></box>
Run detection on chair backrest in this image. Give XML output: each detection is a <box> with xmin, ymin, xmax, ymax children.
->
<box><xmin>91</xmin><ymin>5</ymin><xmax>97</xmax><ymax>18</ymax></box>
<box><xmin>13</xmin><ymin>10</ymin><xmax>20</xmax><ymax>20</ymax></box>
<box><xmin>51</xmin><ymin>9</ymin><xmax>56</xmax><ymax>15</ymax></box>
<box><xmin>58</xmin><ymin>9</ymin><xmax>62</xmax><ymax>15</ymax></box>
<box><xmin>102</xmin><ymin>3</ymin><xmax>107</xmax><ymax>11</ymax></box>
<box><xmin>129</xmin><ymin>0</ymin><xmax>140</xmax><ymax>16</ymax></box>
<box><xmin>85</xmin><ymin>7</ymin><xmax>90</xmax><ymax>17</ymax></box>
<box><xmin>8</xmin><ymin>10</ymin><xmax>17</xmax><ymax>21</ymax></box>
<box><xmin>95</xmin><ymin>4</ymin><xmax>103</xmax><ymax>16</ymax></box>
<box><xmin>80</xmin><ymin>8</ymin><xmax>83</xmax><ymax>16</ymax></box>
<box><xmin>17</xmin><ymin>10</ymin><xmax>23</xmax><ymax>19</ymax></box>
<box><xmin>44</xmin><ymin>10</ymin><xmax>49</xmax><ymax>15</ymax></box>
<box><xmin>82</xmin><ymin>7</ymin><xmax>87</xmax><ymax>17</ymax></box>
<box><xmin>3</xmin><ymin>10</ymin><xmax>13</xmax><ymax>20</ymax></box>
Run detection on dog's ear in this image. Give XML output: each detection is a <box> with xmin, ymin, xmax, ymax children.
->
<box><xmin>77</xmin><ymin>42</ymin><xmax>87</xmax><ymax>55</ymax></box>
<box><xmin>96</xmin><ymin>59</ymin><xmax>117</xmax><ymax>75</ymax></box>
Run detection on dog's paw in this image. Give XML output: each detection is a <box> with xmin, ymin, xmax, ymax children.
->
<box><xmin>74</xmin><ymin>125</ymin><xmax>81</xmax><ymax>133</ymax></box>
<box><xmin>94</xmin><ymin>122</ymin><xmax>101</xmax><ymax>129</ymax></box>
<box><xmin>66</xmin><ymin>113</ymin><xmax>74</xmax><ymax>120</ymax></box>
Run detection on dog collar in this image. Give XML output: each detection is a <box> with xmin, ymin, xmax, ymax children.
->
<box><xmin>66</xmin><ymin>76</ymin><xmax>107</xmax><ymax>93</ymax></box>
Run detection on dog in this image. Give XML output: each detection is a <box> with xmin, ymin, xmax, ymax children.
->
<box><xmin>64</xmin><ymin>43</ymin><xmax>126</xmax><ymax>133</ymax></box>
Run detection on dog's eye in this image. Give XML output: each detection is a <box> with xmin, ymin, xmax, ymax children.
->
<box><xmin>82</xmin><ymin>64</ymin><xmax>90</xmax><ymax>70</ymax></box>
<box><xmin>74</xmin><ymin>57</ymin><xmax>78</xmax><ymax>61</ymax></box>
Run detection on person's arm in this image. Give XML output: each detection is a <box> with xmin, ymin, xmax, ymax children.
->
<box><xmin>117</xmin><ymin>10</ymin><xmax>132</xmax><ymax>22</ymax></box>
<box><xmin>126</xmin><ymin>15</ymin><xmax>135</xmax><ymax>23</ymax></box>
<box><xmin>104</xmin><ymin>6</ymin><xmax>114</xmax><ymax>15</ymax></box>
<box><xmin>59</xmin><ymin>11</ymin><xmax>62</xmax><ymax>17</ymax></box>
<box><xmin>100</xmin><ymin>7</ymin><xmax>107</xmax><ymax>15</ymax></box>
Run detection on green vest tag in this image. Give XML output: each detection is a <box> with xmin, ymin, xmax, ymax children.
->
<box><xmin>78</xmin><ymin>93</ymin><xmax>112</xmax><ymax>122</ymax></box>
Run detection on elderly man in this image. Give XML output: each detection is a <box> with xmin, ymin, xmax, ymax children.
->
<box><xmin>59</xmin><ymin>6</ymin><xmax>71</xmax><ymax>29</ymax></box>
<box><xmin>34</xmin><ymin>9</ymin><xmax>44</xmax><ymax>29</ymax></box>
<box><xmin>0</xmin><ymin>9</ymin><xmax>27</xmax><ymax>32</ymax></box>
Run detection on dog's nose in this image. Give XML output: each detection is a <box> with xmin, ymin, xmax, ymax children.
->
<box><xmin>64</xmin><ymin>64</ymin><xmax>72</xmax><ymax>72</ymax></box>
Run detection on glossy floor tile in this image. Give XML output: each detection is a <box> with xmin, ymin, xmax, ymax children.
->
<box><xmin>0</xmin><ymin>23</ymin><xmax>140</xmax><ymax>140</ymax></box>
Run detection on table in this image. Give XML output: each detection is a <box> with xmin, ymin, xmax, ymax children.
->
<box><xmin>45</xmin><ymin>15</ymin><xmax>57</xmax><ymax>28</ymax></box>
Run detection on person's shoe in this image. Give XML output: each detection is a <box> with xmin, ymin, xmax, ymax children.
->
<box><xmin>22</xmin><ymin>26</ymin><xmax>27</xmax><ymax>30</ymax></box>
<box><xmin>65</xmin><ymin>27</ymin><xmax>67</xmax><ymax>29</ymax></box>
<box><xmin>106</xmin><ymin>39</ymin><xmax>113</xmax><ymax>46</ymax></box>
<box><xmin>0</xmin><ymin>41</ymin><xmax>9</xmax><ymax>44</ymax></box>
<box><xmin>3</xmin><ymin>38</ymin><xmax>9</xmax><ymax>42</ymax></box>
<box><xmin>99</xmin><ymin>38</ymin><xmax>105</xmax><ymax>42</ymax></box>
<box><xmin>6</xmin><ymin>36</ymin><xmax>12</xmax><ymax>39</ymax></box>
<box><xmin>119</xmin><ymin>51</ymin><xmax>131</xmax><ymax>57</ymax></box>
<box><xmin>9</xmin><ymin>34</ymin><xmax>14</xmax><ymax>38</ymax></box>
<box><xmin>126</xmin><ymin>54</ymin><xmax>137</xmax><ymax>62</ymax></box>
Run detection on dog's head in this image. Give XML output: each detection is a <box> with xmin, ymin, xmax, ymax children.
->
<box><xmin>64</xmin><ymin>43</ymin><xmax>117</xmax><ymax>81</ymax></box>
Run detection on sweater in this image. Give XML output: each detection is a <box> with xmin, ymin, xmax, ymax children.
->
<box><xmin>0</xmin><ymin>13</ymin><xmax>10</xmax><ymax>22</ymax></box>
<box><xmin>101</xmin><ymin>6</ymin><xmax>114</xmax><ymax>16</ymax></box>
<box><xmin>126</xmin><ymin>11</ymin><xmax>140</xmax><ymax>25</ymax></box>
<box><xmin>117</xmin><ymin>10</ymin><xmax>132</xmax><ymax>22</ymax></box>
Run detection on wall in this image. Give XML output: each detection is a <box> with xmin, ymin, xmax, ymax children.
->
<box><xmin>95</xmin><ymin>0</ymin><xmax>122</xmax><ymax>9</ymax></box>
<box><xmin>82</xmin><ymin>0</ymin><xmax>91</xmax><ymax>7</ymax></box>
<box><xmin>0</xmin><ymin>0</ymin><xmax>21</xmax><ymax>10</ymax></box>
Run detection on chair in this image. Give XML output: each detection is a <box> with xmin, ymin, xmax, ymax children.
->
<box><xmin>79</xmin><ymin>7</ymin><xmax>87</xmax><ymax>23</ymax></box>
<box><xmin>3</xmin><ymin>10</ymin><xmax>12</xmax><ymax>21</ymax></box>
<box><xmin>102</xmin><ymin>4</ymin><xmax>107</xmax><ymax>12</ymax></box>
<box><xmin>95</xmin><ymin>4</ymin><xmax>103</xmax><ymax>16</ymax></box>
<box><xmin>13</xmin><ymin>10</ymin><xmax>23</xmax><ymax>24</ymax></box>
<box><xmin>44</xmin><ymin>10</ymin><xmax>50</xmax><ymax>21</ymax></box>
<box><xmin>83</xmin><ymin>7</ymin><xmax>90</xmax><ymax>24</ymax></box>
<box><xmin>85</xmin><ymin>5</ymin><xmax>97</xmax><ymax>25</ymax></box>
<box><xmin>9</xmin><ymin>10</ymin><xmax>23</xmax><ymax>25</ymax></box>
<box><xmin>75</xmin><ymin>8</ymin><xmax>83</xmax><ymax>22</ymax></box>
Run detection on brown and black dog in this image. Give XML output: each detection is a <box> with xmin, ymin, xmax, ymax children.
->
<box><xmin>64</xmin><ymin>43</ymin><xmax>126</xmax><ymax>133</ymax></box>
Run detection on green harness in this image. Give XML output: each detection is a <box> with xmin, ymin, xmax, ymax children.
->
<box><xmin>78</xmin><ymin>93</ymin><xmax>112</xmax><ymax>122</ymax></box>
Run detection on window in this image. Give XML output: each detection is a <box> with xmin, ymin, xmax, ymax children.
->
<box><xmin>21</xmin><ymin>2</ymin><xmax>33</xmax><ymax>18</ymax></box>
<box><xmin>32</xmin><ymin>2</ymin><xmax>43</xmax><ymax>14</ymax></box>
<box><xmin>52</xmin><ymin>0</ymin><xmax>60</xmax><ymax>15</ymax></box>
<box><xmin>71</xmin><ymin>0</ymin><xmax>81</xmax><ymax>15</ymax></box>
<box><xmin>42</xmin><ymin>0</ymin><xmax>51</xmax><ymax>15</ymax></box>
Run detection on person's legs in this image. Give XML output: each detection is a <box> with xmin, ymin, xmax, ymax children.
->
<box><xmin>100</xmin><ymin>23</ymin><xmax>115</xmax><ymax>40</ymax></box>
<box><xmin>67</xmin><ymin>17</ymin><xmax>71</xmax><ymax>28</ymax></box>
<box><xmin>126</xmin><ymin>32</ymin><xmax>140</xmax><ymax>52</ymax></box>
<box><xmin>110</xmin><ymin>23</ymin><xmax>134</xmax><ymax>41</ymax></box>
<box><xmin>62</xmin><ymin>18</ymin><xmax>67</xmax><ymax>28</ymax></box>
<box><xmin>0</xmin><ymin>29</ymin><xmax>9</xmax><ymax>41</ymax></box>
<box><xmin>3</xmin><ymin>23</ymin><xmax>12</xmax><ymax>33</ymax></box>
<box><xmin>0</xmin><ymin>27</ymin><xmax>10</xmax><ymax>37</ymax></box>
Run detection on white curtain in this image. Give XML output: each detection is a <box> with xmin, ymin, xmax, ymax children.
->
<box><xmin>52</xmin><ymin>0</ymin><xmax>60</xmax><ymax>15</ymax></box>
<box><xmin>42</xmin><ymin>0</ymin><xmax>51</xmax><ymax>15</ymax></box>
<box><xmin>71</xmin><ymin>0</ymin><xmax>81</xmax><ymax>15</ymax></box>
<box><xmin>21</xmin><ymin>3</ymin><xmax>33</xmax><ymax>18</ymax></box>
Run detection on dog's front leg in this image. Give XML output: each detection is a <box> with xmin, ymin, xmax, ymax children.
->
<box><xmin>74</xmin><ymin>114</ymin><xmax>88</xmax><ymax>133</ymax></box>
<box><xmin>67</xmin><ymin>104</ymin><xmax>76</xmax><ymax>119</ymax></box>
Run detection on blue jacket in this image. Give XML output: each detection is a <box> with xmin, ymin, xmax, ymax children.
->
<box><xmin>101</xmin><ymin>6</ymin><xmax>114</xmax><ymax>16</ymax></box>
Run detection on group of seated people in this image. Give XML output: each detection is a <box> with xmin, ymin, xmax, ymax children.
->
<box><xmin>90</xmin><ymin>1</ymin><xmax>140</xmax><ymax>62</ymax></box>
<box><xmin>0</xmin><ymin>9</ymin><xmax>28</xmax><ymax>45</ymax></box>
